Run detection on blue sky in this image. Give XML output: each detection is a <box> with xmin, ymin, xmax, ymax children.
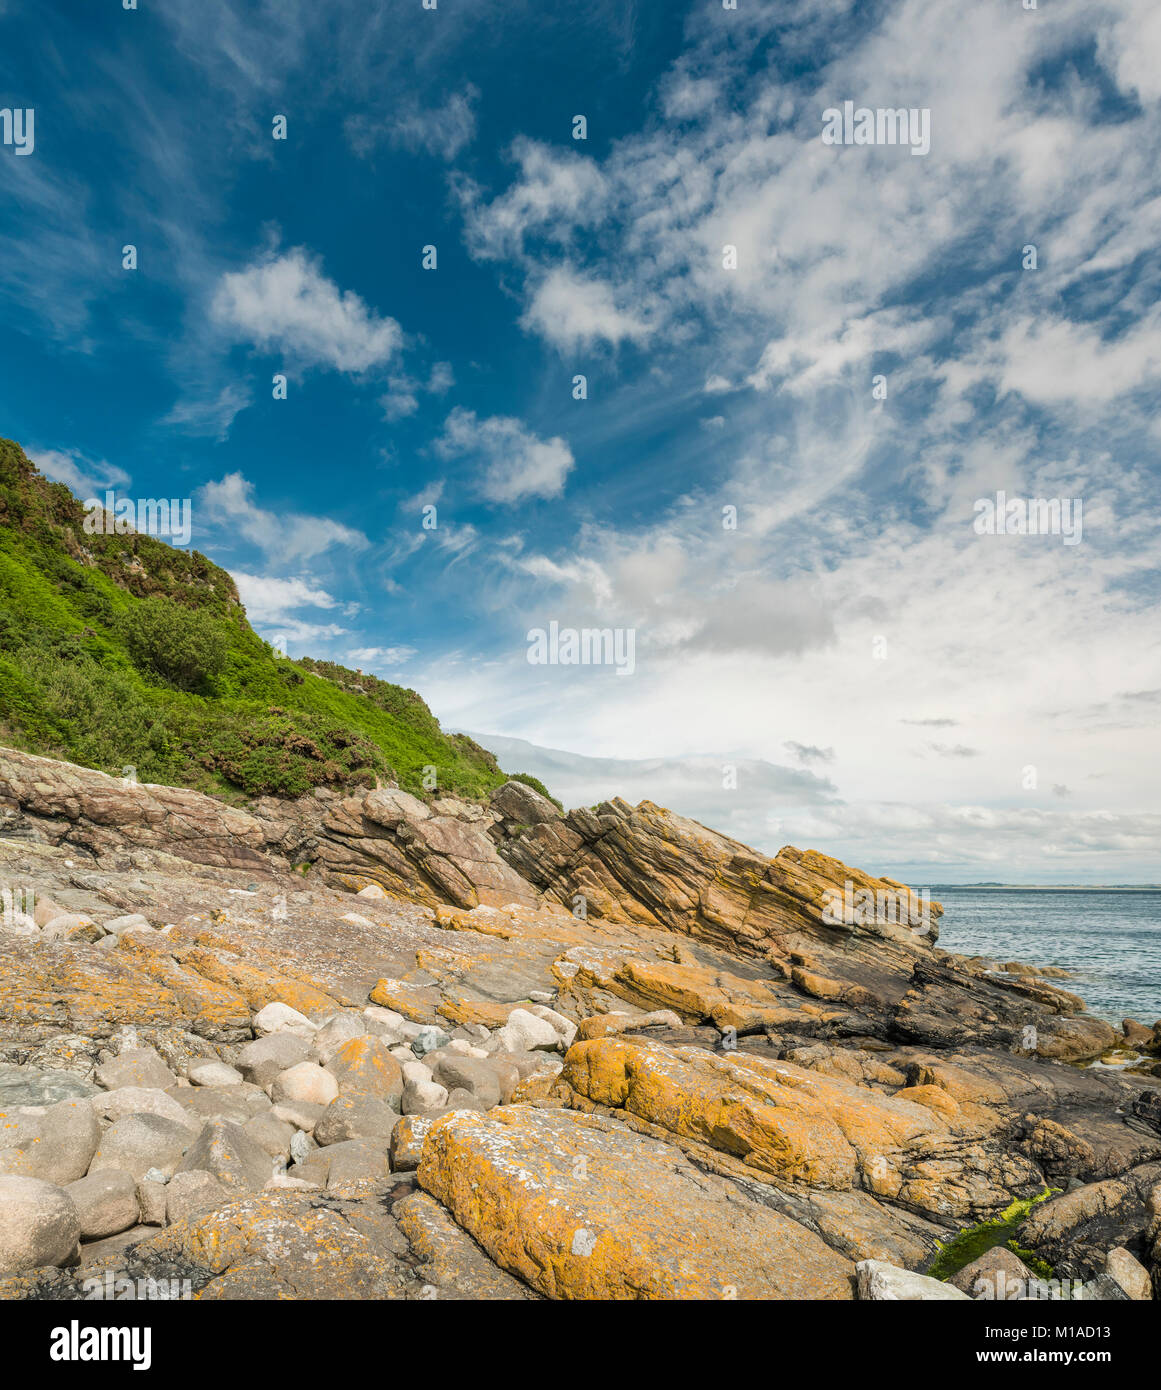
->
<box><xmin>1</xmin><ymin>0</ymin><xmax>1159</xmax><ymax>881</ymax></box>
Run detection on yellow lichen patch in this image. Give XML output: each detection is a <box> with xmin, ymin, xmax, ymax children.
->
<box><xmin>709</xmin><ymin>1002</ymin><xmax>807</xmax><ymax>1031</ymax></box>
<box><xmin>418</xmin><ymin>1105</ymin><xmax>854</xmax><ymax>1299</ymax></box>
<box><xmin>900</xmin><ymin>1084</ymin><xmax>961</xmax><ymax>1121</ymax></box>
<box><xmin>562</xmin><ymin>1037</ymin><xmax>957</xmax><ymax>1192</ymax></box>
<box><xmin>114</xmin><ymin>937</ymin><xmax>251</xmax><ymax>1037</ymax></box>
<box><xmin>0</xmin><ymin>942</ymin><xmax>181</xmax><ymax>1034</ymax></box>
<box><xmin>134</xmin><ymin>1192</ymin><xmax>404</xmax><ymax>1299</ymax></box>
<box><xmin>415</xmin><ymin>947</ymin><xmax>474</xmax><ymax>976</ymax></box>
<box><xmin>790</xmin><ymin>966</ymin><xmax>847</xmax><ymax>1001</ymax></box>
<box><xmin>325</xmin><ymin>1035</ymin><xmax>402</xmax><ymax>1100</ymax></box>
<box><xmin>437</xmin><ymin>911</ymin><xmax>513</xmax><ymax>940</ymax></box>
<box><xmin>368</xmin><ymin>979</ymin><xmax>436</xmax><ymax>1022</ymax></box>
<box><xmin>180</xmin><ymin>947</ymin><xmax>340</xmax><ymax>1017</ymax></box>
<box><xmin>436</xmin><ymin>998</ymin><xmax>514</xmax><ymax>1029</ymax></box>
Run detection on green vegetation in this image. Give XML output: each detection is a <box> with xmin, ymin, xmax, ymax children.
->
<box><xmin>0</xmin><ymin>437</ymin><xmax>524</xmax><ymax>803</ymax></box>
<box><xmin>927</xmin><ymin>1190</ymin><xmax>1056</xmax><ymax>1283</ymax></box>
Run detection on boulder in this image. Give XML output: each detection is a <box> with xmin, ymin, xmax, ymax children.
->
<box><xmin>91</xmin><ymin>1086</ymin><xmax>199</xmax><ymax>1133</ymax></box>
<box><xmin>322</xmin><ymin>1140</ymin><xmax>389</xmax><ymax>1193</ymax></box>
<box><xmin>234</xmin><ymin>1033</ymin><xmax>314</xmax><ymax>1089</ymax></box>
<box><xmin>1105</xmin><ymin>1246</ymin><xmax>1152</xmax><ymax>1300</ymax></box>
<box><xmin>324</xmin><ymin>1037</ymin><xmax>403</xmax><ymax>1103</ymax></box>
<box><xmin>410</xmin><ymin>1025</ymin><xmax>450</xmax><ymax>1057</ymax></box>
<box><xmin>167</xmin><ymin>1083</ymin><xmax>271</xmax><ymax>1128</ymax></box>
<box><xmin>270</xmin><ymin>1100</ymin><xmax>325</xmax><ymax>1133</ymax></box>
<box><xmin>948</xmin><ymin>1244</ymin><xmax>1033</xmax><ymax>1297</ymax></box>
<box><xmin>187</xmin><ymin>1061</ymin><xmax>244</xmax><ymax>1087</ymax></box>
<box><xmin>243</xmin><ymin>1112</ymin><xmax>296</xmax><ymax>1163</ymax></box>
<box><xmin>165</xmin><ymin>1170</ymin><xmax>229</xmax><ymax>1225</ymax></box>
<box><xmin>429</xmin><ymin>1054</ymin><xmax>502</xmax><ymax>1109</ymax></box>
<box><xmin>0</xmin><ymin>1176</ymin><xmax>81</xmax><ymax>1275</ymax></box>
<box><xmin>402</xmin><ymin>1078</ymin><xmax>450</xmax><ymax>1115</ymax></box>
<box><xmin>174</xmin><ymin>1120</ymin><xmax>272</xmax><ymax>1193</ymax></box>
<box><xmin>312</xmin><ymin>1012</ymin><xmax>367</xmax><ymax>1062</ymax></box>
<box><xmin>857</xmin><ymin>1260</ymin><xmax>971</xmax><ymax>1300</ymax></box>
<box><xmin>0</xmin><ymin>1098</ymin><xmax>100</xmax><ymax>1184</ymax></box>
<box><xmin>89</xmin><ymin>1113</ymin><xmax>193</xmax><ymax>1181</ymax></box>
<box><xmin>95</xmin><ymin>1047</ymin><xmax>176</xmax><ymax>1092</ymax></box>
<box><xmin>390</xmin><ymin>1115</ymin><xmax>432</xmax><ymax>1172</ymax></box>
<box><xmin>252</xmin><ymin>1002</ymin><xmax>317</xmax><ymax>1041</ymax></box>
<box><xmin>103</xmin><ymin>914</ymin><xmax>154</xmax><ymax>936</ymax></box>
<box><xmin>527</xmin><ymin>1004</ymin><xmax>578</xmax><ymax>1048</ymax></box>
<box><xmin>136</xmin><ymin>1178</ymin><xmax>167</xmax><ymax>1226</ymax></box>
<box><xmin>270</xmin><ymin>1063</ymin><xmax>339</xmax><ymax>1108</ymax></box>
<box><xmin>496</xmin><ymin>1009</ymin><xmax>561</xmax><ymax>1053</ymax></box>
<box><xmin>313</xmin><ymin>1097</ymin><xmax>399</xmax><ymax>1148</ymax></box>
<box><xmin>65</xmin><ymin>1170</ymin><xmax>140</xmax><ymax>1240</ymax></box>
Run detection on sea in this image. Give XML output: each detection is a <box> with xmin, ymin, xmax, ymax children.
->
<box><xmin>931</xmin><ymin>887</ymin><xmax>1161</xmax><ymax>1029</ymax></box>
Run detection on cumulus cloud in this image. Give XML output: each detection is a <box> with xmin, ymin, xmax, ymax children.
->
<box><xmin>436</xmin><ymin>407</ymin><xmax>574</xmax><ymax>504</ymax></box>
<box><xmin>231</xmin><ymin>572</ymin><xmax>349</xmax><ymax>650</ymax></box>
<box><xmin>211</xmin><ymin>248</ymin><xmax>402</xmax><ymax>373</ymax></box>
<box><xmin>459</xmin><ymin>138</ymin><xmax>607</xmax><ymax>261</ymax></box>
<box><xmin>521</xmin><ymin>267</ymin><xmax>651</xmax><ymax>352</ymax></box>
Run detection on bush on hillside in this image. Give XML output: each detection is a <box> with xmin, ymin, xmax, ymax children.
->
<box><xmin>119</xmin><ymin>596</ymin><xmax>228</xmax><ymax>692</ymax></box>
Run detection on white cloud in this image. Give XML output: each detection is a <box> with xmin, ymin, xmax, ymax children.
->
<box><xmin>380</xmin><ymin>360</ymin><xmax>454</xmax><ymax>421</ymax></box>
<box><xmin>521</xmin><ymin>266</ymin><xmax>651</xmax><ymax>352</ymax></box>
<box><xmin>231</xmin><ymin>571</ymin><xmax>349</xmax><ymax>650</ymax></box>
<box><xmin>347</xmin><ymin>645</ymin><xmax>417</xmax><ymax>667</ymax></box>
<box><xmin>198</xmin><ymin>473</ymin><xmax>370</xmax><ymax>561</ymax></box>
<box><xmin>460</xmin><ymin>138</ymin><xmax>607</xmax><ymax>261</ymax></box>
<box><xmin>211</xmin><ymin>248</ymin><xmax>402</xmax><ymax>373</ymax></box>
<box><xmin>436</xmin><ymin>407</ymin><xmax>574</xmax><ymax>504</ymax></box>
<box><xmin>27</xmin><ymin>448</ymin><xmax>130</xmax><ymax>498</ymax></box>
<box><xmin>231</xmin><ymin>572</ymin><xmax>339</xmax><ymax>622</ymax></box>
<box><xmin>348</xmin><ymin>87</ymin><xmax>478</xmax><ymax>161</ymax></box>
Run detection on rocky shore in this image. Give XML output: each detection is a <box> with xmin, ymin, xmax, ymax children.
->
<box><xmin>1</xmin><ymin>745</ymin><xmax>1158</xmax><ymax>1300</ymax></box>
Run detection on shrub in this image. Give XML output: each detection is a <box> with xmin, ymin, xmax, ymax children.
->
<box><xmin>119</xmin><ymin>596</ymin><xmax>228</xmax><ymax>692</ymax></box>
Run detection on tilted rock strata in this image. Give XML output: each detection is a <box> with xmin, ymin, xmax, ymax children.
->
<box><xmin>0</xmin><ymin>744</ymin><xmax>1157</xmax><ymax>1299</ymax></box>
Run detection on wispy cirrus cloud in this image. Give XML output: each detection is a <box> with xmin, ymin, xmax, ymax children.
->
<box><xmin>198</xmin><ymin>473</ymin><xmax>371</xmax><ymax>561</ymax></box>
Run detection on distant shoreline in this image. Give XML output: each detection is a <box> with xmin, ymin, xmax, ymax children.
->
<box><xmin>929</xmin><ymin>884</ymin><xmax>1161</xmax><ymax>891</ymax></box>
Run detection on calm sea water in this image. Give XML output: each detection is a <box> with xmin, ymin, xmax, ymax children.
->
<box><xmin>931</xmin><ymin>888</ymin><xmax>1161</xmax><ymax>1028</ymax></box>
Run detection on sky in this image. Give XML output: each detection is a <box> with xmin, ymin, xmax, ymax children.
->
<box><xmin>1</xmin><ymin>0</ymin><xmax>1159</xmax><ymax>882</ymax></box>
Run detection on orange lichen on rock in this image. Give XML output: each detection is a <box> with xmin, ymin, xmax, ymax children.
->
<box><xmin>417</xmin><ymin>1105</ymin><xmax>854</xmax><ymax>1299</ymax></box>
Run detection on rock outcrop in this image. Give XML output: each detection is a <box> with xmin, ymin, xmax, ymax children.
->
<box><xmin>0</xmin><ymin>743</ymin><xmax>1157</xmax><ymax>1301</ymax></box>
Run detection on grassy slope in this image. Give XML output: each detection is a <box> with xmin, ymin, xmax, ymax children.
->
<box><xmin>0</xmin><ymin>436</ymin><xmax>514</xmax><ymax>803</ymax></box>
